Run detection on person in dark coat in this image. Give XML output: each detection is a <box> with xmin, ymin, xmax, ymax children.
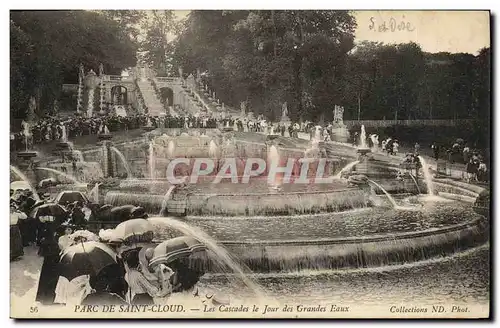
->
<box><xmin>35</xmin><ymin>224</ymin><xmax>61</xmax><ymax>305</ymax></box>
<box><xmin>70</xmin><ymin>202</ymin><xmax>86</xmax><ymax>228</ymax></box>
<box><xmin>431</xmin><ymin>143</ymin><xmax>440</xmax><ymax>161</ymax></box>
<box><xmin>466</xmin><ymin>159</ymin><xmax>478</xmax><ymax>183</ymax></box>
<box><xmin>10</xmin><ymin>204</ymin><xmax>24</xmax><ymax>261</ymax></box>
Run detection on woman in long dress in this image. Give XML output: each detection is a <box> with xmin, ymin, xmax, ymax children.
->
<box><xmin>35</xmin><ymin>224</ymin><xmax>60</xmax><ymax>305</ymax></box>
<box><xmin>10</xmin><ymin>204</ymin><xmax>24</xmax><ymax>260</ymax></box>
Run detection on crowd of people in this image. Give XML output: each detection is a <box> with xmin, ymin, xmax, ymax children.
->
<box><xmin>10</xmin><ymin>186</ymin><xmax>205</xmax><ymax>307</ymax></box>
<box><xmin>11</xmin><ymin>111</ymin><xmax>320</xmax><ymax>152</ymax></box>
<box><xmin>347</xmin><ymin>127</ymin><xmax>489</xmax><ymax>184</ymax></box>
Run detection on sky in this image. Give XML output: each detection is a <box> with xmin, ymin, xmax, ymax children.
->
<box><xmin>173</xmin><ymin>10</ymin><xmax>490</xmax><ymax>55</ymax></box>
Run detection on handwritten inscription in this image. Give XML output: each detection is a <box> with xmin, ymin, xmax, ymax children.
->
<box><xmin>369</xmin><ymin>16</ymin><xmax>415</xmax><ymax>32</ymax></box>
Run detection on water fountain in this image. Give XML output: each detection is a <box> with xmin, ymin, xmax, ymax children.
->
<box><xmin>359</xmin><ymin>125</ymin><xmax>367</xmax><ymax>148</ymax></box>
<box><xmin>149</xmin><ymin>141</ymin><xmax>155</xmax><ymax>180</ymax></box>
<box><xmin>208</xmin><ymin>140</ymin><xmax>218</xmax><ymax>159</ymax></box>
<box><xmin>60</xmin><ymin>124</ymin><xmax>68</xmax><ymax>143</ymax></box>
<box><xmin>267</xmin><ymin>145</ymin><xmax>282</xmax><ymax>190</ymax></box>
<box><xmin>88</xmin><ymin>182</ymin><xmax>100</xmax><ymax>203</ymax></box>
<box><xmin>36</xmin><ymin>167</ymin><xmax>83</xmax><ymax>186</ymax></box>
<box><xmin>312</xmin><ymin>126</ymin><xmax>322</xmax><ymax>144</ymax></box>
<box><xmin>357</xmin><ymin>125</ymin><xmax>371</xmax><ymax>157</ymax></box>
<box><xmin>84</xmin><ymin>124</ymin><xmax>487</xmax><ymax>274</ymax></box>
<box><xmin>110</xmin><ymin>146</ymin><xmax>133</xmax><ymax>178</ymax></box>
<box><xmin>159</xmin><ymin>186</ymin><xmax>176</xmax><ymax>215</ymax></box>
<box><xmin>10</xmin><ymin>165</ymin><xmax>40</xmax><ymax>201</ymax></box>
<box><xmin>408</xmin><ymin>173</ymin><xmax>421</xmax><ymax>194</ymax></box>
<box><xmin>18</xmin><ymin>121</ymin><xmax>38</xmax><ymax>160</ymax></box>
<box><xmin>334</xmin><ymin>160</ymin><xmax>360</xmax><ymax>179</ymax></box>
<box><xmin>167</xmin><ymin>140</ymin><xmax>175</xmax><ymax>159</ymax></box>
<box><xmin>148</xmin><ymin>216</ymin><xmax>266</xmax><ymax>297</ymax></box>
<box><xmin>367</xmin><ymin>179</ymin><xmax>399</xmax><ymax>208</ymax></box>
<box><xmin>418</xmin><ymin>156</ymin><xmax>435</xmax><ymax>195</ymax></box>
<box><xmin>98</xmin><ymin>123</ymin><xmax>113</xmax><ymax>141</ymax></box>
<box><xmin>143</xmin><ymin>117</ymin><xmax>155</xmax><ymax>132</ymax></box>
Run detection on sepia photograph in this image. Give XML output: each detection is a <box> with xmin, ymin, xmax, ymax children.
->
<box><xmin>8</xmin><ymin>9</ymin><xmax>491</xmax><ymax>319</ymax></box>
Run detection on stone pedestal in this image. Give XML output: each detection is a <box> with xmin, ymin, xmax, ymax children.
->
<box><xmin>331</xmin><ymin>125</ymin><xmax>350</xmax><ymax>143</ymax></box>
<box><xmin>280</xmin><ymin>115</ymin><xmax>291</xmax><ymax>125</ymax></box>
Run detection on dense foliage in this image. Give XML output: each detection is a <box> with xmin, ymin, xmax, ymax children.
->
<box><xmin>10</xmin><ymin>10</ymin><xmax>138</xmax><ymax>119</ymax></box>
<box><xmin>172</xmin><ymin>10</ymin><xmax>357</xmax><ymax>121</ymax></box>
<box><xmin>11</xmin><ymin>10</ymin><xmax>490</xmax><ymax>134</ymax></box>
<box><xmin>170</xmin><ymin>11</ymin><xmax>490</xmax><ymax>124</ymax></box>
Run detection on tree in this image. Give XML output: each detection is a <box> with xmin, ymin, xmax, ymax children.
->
<box><xmin>171</xmin><ymin>10</ymin><xmax>356</xmax><ymax>121</ymax></box>
<box><xmin>10</xmin><ymin>10</ymin><xmax>138</xmax><ymax>118</ymax></box>
<box><xmin>140</xmin><ymin>10</ymin><xmax>181</xmax><ymax>75</ymax></box>
<box><xmin>99</xmin><ymin>10</ymin><xmax>146</xmax><ymax>42</ymax></box>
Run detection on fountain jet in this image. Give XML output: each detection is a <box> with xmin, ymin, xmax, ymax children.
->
<box><xmin>334</xmin><ymin>160</ymin><xmax>360</xmax><ymax>179</ymax></box>
<box><xmin>408</xmin><ymin>173</ymin><xmax>421</xmax><ymax>194</ymax></box>
<box><xmin>159</xmin><ymin>186</ymin><xmax>176</xmax><ymax>215</ymax></box>
<box><xmin>209</xmin><ymin>140</ymin><xmax>218</xmax><ymax>159</ymax></box>
<box><xmin>111</xmin><ymin>146</ymin><xmax>133</xmax><ymax>178</ymax></box>
<box><xmin>149</xmin><ymin>142</ymin><xmax>155</xmax><ymax>180</ymax></box>
<box><xmin>267</xmin><ymin>145</ymin><xmax>281</xmax><ymax>189</ymax></box>
<box><xmin>367</xmin><ymin>179</ymin><xmax>398</xmax><ymax>209</ymax></box>
<box><xmin>418</xmin><ymin>156</ymin><xmax>435</xmax><ymax>196</ymax></box>
<box><xmin>167</xmin><ymin>140</ymin><xmax>175</xmax><ymax>158</ymax></box>
<box><xmin>359</xmin><ymin>125</ymin><xmax>367</xmax><ymax>148</ymax></box>
<box><xmin>88</xmin><ymin>182</ymin><xmax>100</xmax><ymax>203</ymax></box>
<box><xmin>10</xmin><ymin>165</ymin><xmax>40</xmax><ymax>201</ymax></box>
<box><xmin>148</xmin><ymin>216</ymin><xmax>267</xmax><ymax>299</ymax></box>
<box><xmin>36</xmin><ymin>167</ymin><xmax>83</xmax><ymax>185</ymax></box>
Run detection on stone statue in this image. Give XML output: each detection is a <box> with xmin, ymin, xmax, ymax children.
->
<box><xmin>187</xmin><ymin>74</ymin><xmax>195</xmax><ymax>87</ymax></box>
<box><xmin>333</xmin><ymin>105</ymin><xmax>345</xmax><ymax>125</ymax></box>
<box><xmin>338</xmin><ymin>106</ymin><xmax>344</xmax><ymax>123</ymax></box>
<box><xmin>281</xmin><ymin>102</ymin><xmax>288</xmax><ymax>118</ymax></box>
<box><xmin>53</xmin><ymin>99</ymin><xmax>59</xmax><ymax>115</ymax></box>
<box><xmin>27</xmin><ymin>96</ymin><xmax>36</xmax><ymax>122</ymax></box>
<box><xmin>79</xmin><ymin>63</ymin><xmax>85</xmax><ymax>79</ymax></box>
<box><xmin>240</xmin><ymin>101</ymin><xmax>246</xmax><ymax>116</ymax></box>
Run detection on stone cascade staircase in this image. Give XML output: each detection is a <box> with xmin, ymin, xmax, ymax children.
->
<box><xmin>192</xmin><ymin>83</ymin><xmax>243</xmax><ymax>117</ymax></box>
<box><xmin>182</xmin><ymin>84</ymin><xmax>216</xmax><ymax>114</ymax></box>
<box><xmin>171</xmin><ymin>82</ymin><xmax>200</xmax><ymax>115</ymax></box>
<box><xmin>151</xmin><ymin>77</ymin><xmax>197</xmax><ymax>116</ymax></box>
<box><xmin>136</xmin><ymin>80</ymin><xmax>167</xmax><ymax>116</ymax></box>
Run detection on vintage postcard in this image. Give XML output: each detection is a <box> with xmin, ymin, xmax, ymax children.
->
<box><xmin>9</xmin><ymin>10</ymin><xmax>490</xmax><ymax>319</ymax></box>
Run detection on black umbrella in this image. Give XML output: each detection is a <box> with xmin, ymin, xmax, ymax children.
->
<box><xmin>30</xmin><ymin>203</ymin><xmax>67</xmax><ymax>222</ymax></box>
<box><xmin>59</xmin><ymin>241</ymin><xmax>118</xmax><ymax>281</ymax></box>
<box><xmin>55</xmin><ymin>191</ymin><xmax>89</xmax><ymax>206</ymax></box>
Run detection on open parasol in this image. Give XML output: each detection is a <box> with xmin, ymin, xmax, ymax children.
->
<box><xmin>10</xmin><ymin>181</ymin><xmax>31</xmax><ymax>192</ymax></box>
<box><xmin>113</xmin><ymin>218</ymin><xmax>154</xmax><ymax>244</ymax></box>
<box><xmin>59</xmin><ymin>241</ymin><xmax>118</xmax><ymax>281</ymax></box>
<box><xmin>55</xmin><ymin>191</ymin><xmax>89</xmax><ymax>206</ymax></box>
<box><xmin>30</xmin><ymin>203</ymin><xmax>67</xmax><ymax>223</ymax></box>
<box><xmin>148</xmin><ymin>236</ymin><xmax>207</xmax><ymax>268</ymax></box>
